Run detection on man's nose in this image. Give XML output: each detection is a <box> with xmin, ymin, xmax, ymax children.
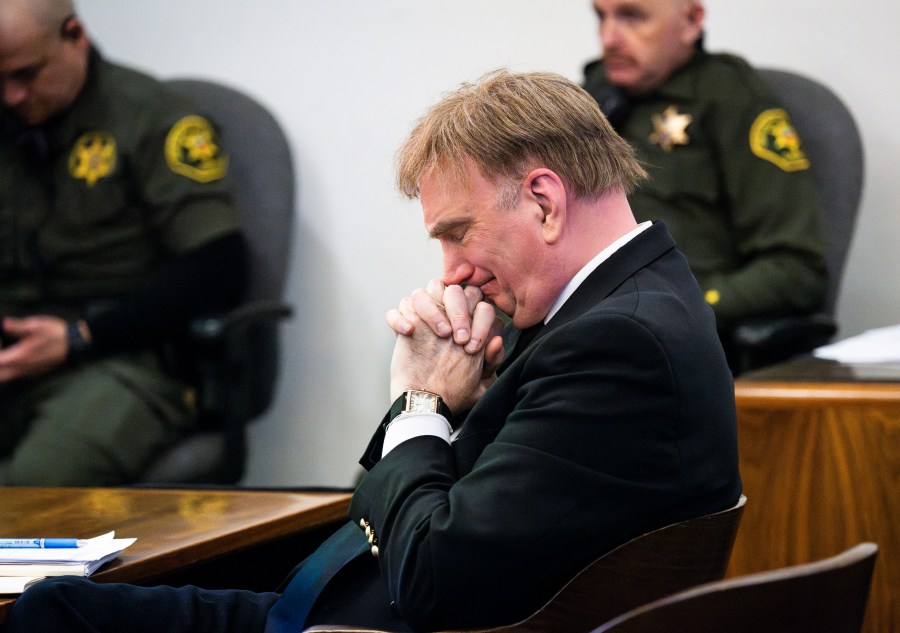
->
<box><xmin>442</xmin><ymin>252</ymin><xmax>474</xmax><ymax>286</ymax></box>
<box><xmin>1</xmin><ymin>80</ymin><xmax>27</xmax><ymax>108</ymax></box>
<box><xmin>600</xmin><ymin>20</ymin><xmax>622</xmax><ymax>50</ymax></box>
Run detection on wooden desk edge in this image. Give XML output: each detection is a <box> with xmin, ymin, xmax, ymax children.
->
<box><xmin>0</xmin><ymin>490</ymin><xmax>352</xmax><ymax>623</ymax></box>
<box><xmin>734</xmin><ymin>379</ymin><xmax>900</xmax><ymax>405</ymax></box>
<box><xmin>95</xmin><ymin>491</ymin><xmax>352</xmax><ymax>584</ymax></box>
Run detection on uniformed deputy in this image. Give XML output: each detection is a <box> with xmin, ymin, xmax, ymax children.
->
<box><xmin>583</xmin><ymin>0</ymin><xmax>828</xmax><ymax>362</ymax></box>
<box><xmin>0</xmin><ymin>0</ymin><xmax>247</xmax><ymax>485</ymax></box>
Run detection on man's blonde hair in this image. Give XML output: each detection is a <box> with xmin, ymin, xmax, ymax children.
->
<box><xmin>396</xmin><ymin>69</ymin><xmax>646</xmax><ymax>205</ymax></box>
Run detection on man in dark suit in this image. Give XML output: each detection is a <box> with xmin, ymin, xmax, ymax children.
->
<box><xmin>3</xmin><ymin>69</ymin><xmax>741</xmax><ymax>633</ymax></box>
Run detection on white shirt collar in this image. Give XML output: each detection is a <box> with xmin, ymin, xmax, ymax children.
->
<box><xmin>543</xmin><ymin>221</ymin><xmax>652</xmax><ymax>324</ymax></box>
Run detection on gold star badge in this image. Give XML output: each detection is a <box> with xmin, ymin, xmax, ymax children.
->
<box><xmin>68</xmin><ymin>131</ymin><xmax>117</xmax><ymax>187</ymax></box>
<box><xmin>649</xmin><ymin>106</ymin><xmax>692</xmax><ymax>152</ymax></box>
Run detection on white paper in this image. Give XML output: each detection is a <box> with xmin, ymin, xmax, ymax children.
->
<box><xmin>0</xmin><ymin>576</ymin><xmax>46</xmax><ymax>594</ymax></box>
<box><xmin>813</xmin><ymin>324</ymin><xmax>900</xmax><ymax>363</ymax></box>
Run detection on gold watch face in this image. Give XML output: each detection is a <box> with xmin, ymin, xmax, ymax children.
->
<box><xmin>407</xmin><ymin>390</ymin><xmax>438</xmax><ymax>413</ymax></box>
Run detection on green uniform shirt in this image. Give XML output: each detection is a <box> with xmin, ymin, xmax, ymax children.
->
<box><xmin>0</xmin><ymin>49</ymin><xmax>239</xmax><ymax>317</ymax></box>
<box><xmin>584</xmin><ymin>48</ymin><xmax>828</xmax><ymax>329</ymax></box>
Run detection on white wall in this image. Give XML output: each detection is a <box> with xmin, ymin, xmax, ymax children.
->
<box><xmin>76</xmin><ymin>1</ymin><xmax>900</xmax><ymax>487</ymax></box>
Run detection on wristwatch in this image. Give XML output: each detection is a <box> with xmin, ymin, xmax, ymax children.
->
<box><xmin>387</xmin><ymin>389</ymin><xmax>452</xmax><ymax>426</ymax></box>
<box><xmin>65</xmin><ymin>320</ymin><xmax>93</xmax><ymax>365</ymax></box>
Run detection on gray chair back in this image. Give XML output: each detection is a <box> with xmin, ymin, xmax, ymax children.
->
<box><xmin>167</xmin><ymin>78</ymin><xmax>294</xmax><ymax>419</ymax></box>
<box><xmin>731</xmin><ymin>70</ymin><xmax>864</xmax><ymax>372</ymax></box>
<box><xmin>167</xmin><ymin>78</ymin><xmax>295</xmax><ymax>304</ymax></box>
<box><xmin>758</xmin><ymin>68</ymin><xmax>864</xmax><ymax>314</ymax></box>
<box><xmin>140</xmin><ymin>79</ymin><xmax>294</xmax><ymax>484</ymax></box>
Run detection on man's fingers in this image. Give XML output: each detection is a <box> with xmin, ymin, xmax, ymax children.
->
<box><xmin>442</xmin><ymin>285</ymin><xmax>472</xmax><ymax>344</ymax></box>
<box><xmin>464</xmin><ymin>301</ymin><xmax>499</xmax><ymax>353</ymax></box>
<box><xmin>385</xmin><ymin>308</ymin><xmax>413</xmax><ymax>335</ymax></box>
<box><xmin>410</xmin><ymin>288</ymin><xmax>452</xmax><ymax>337</ymax></box>
<box><xmin>0</xmin><ymin>343</ymin><xmax>23</xmax><ymax>382</ymax></box>
<box><xmin>425</xmin><ymin>278</ymin><xmax>446</xmax><ymax>302</ymax></box>
<box><xmin>483</xmin><ymin>334</ymin><xmax>505</xmax><ymax>375</ymax></box>
<box><xmin>387</xmin><ymin>296</ymin><xmax>424</xmax><ymax>335</ymax></box>
<box><xmin>463</xmin><ymin>285</ymin><xmax>484</xmax><ymax>314</ymax></box>
<box><xmin>388</xmin><ymin>282</ymin><xmax>488</xmax><ymax>343</ymax></box>
<box><xmin>1</xmin><ymin>317</ymin><xmax>26</xmax><ymax>336</ymax></box>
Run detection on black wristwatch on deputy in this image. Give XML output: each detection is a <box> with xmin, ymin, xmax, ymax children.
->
<box><xmin>65</xmin><ymin>320</ymin><xmax>94</xmax><ymax>365</ymax></box>
<box><xmin>386</xmin><ymin>389</ymin><xmax>453</xmax><ymax>429</ymax></box>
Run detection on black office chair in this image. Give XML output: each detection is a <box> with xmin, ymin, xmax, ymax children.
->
<box><xmin>731</xmin><ymin>68</ymin><xmax>864</xmax><ymax>374</ymax></box>
<box><xmin>591</xmin><ymin>542</ymin><xmax>878</xmax><ymax>633</ymax></box>
<box><xmin>139</xmin><ymin>79</ymin><xmax>295</xmax><ymax>484</ymax></box>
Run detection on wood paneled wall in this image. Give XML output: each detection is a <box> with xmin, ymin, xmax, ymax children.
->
<box><xmin>730</xmin><ymin>378</ymin><xmax>900</xmax><ymax>633</ymax></box>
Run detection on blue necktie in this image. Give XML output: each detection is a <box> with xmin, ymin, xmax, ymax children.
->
<box><xmin>264</xmin><ymin>521</ymin><xmax>370</xmax><ymax>633</ymax></box>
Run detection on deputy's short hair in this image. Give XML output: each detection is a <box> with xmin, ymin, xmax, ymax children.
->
<box><xmin>1</xmin><ymin>0</ymin><xmax>77</xmax><ymax>33</ymax></box>
<box><xmin>396</xmin><ymin>69</ymin><xmax>646</xmax><ymax>205</ymax></box>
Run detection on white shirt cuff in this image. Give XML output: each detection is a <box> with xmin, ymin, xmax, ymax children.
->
<box><xmin>382</xmin><ymin>412</ymin><xmax>452</xmax><ymax>457</ymax></box>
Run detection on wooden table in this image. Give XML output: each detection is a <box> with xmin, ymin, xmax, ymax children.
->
<box><xmin>729</xmin><ymin>357</ymin><xmax>900</xmax><ymax>633</ymax></box>
<box><xmin>0</xmin><ymin>487</ymin><xmax>351</xmax><ymax>624</ymax></box>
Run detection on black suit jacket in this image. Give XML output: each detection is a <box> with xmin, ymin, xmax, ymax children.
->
<box><xmin>300</xmin><ymin>222</ymin><xmax>741</xmax><ymax>631</ymax></box>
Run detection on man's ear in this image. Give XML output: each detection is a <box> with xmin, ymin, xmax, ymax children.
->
<box><xmin>681</xmin><ymin>1</ymin><xmax>705</xmax><ymax>45</ymax></box>
<box><xmin>60</xmin><ymin>16</ymin><xmax>83</xmax><ymax>41</ymax></box>
<box><xmin>60</xmin><ymin>16</ymin><xmax>90</xmax><ymax>53</ymax></box>
<box><xmin>523</xmin><ymin>168</ymin><xmax>567</xmax><ymax>245</ymax></box>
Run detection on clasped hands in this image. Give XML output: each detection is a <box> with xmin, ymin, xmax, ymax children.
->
<box><xmin>0</xmin><ymin>316</ymin><xmax>70</xmax><ymax>383</ymax></box>
<box><xmin>386</xmin><ymin>280</ymin><xmax>505</xmax><ymax>414</ymax></box>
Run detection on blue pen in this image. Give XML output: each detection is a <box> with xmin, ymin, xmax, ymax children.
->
<box><xmin>0</xmin><ymin>538</ymin><xmax>83</xmax><ymax>548</ymax></box>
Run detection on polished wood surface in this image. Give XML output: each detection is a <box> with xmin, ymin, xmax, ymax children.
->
<box><xmin>729</xmin><ymin>357</ymin><xmax>900</xmax><ymax>633</ymax></box>
<box><xmin>0</xmin><ymin>487</ymin><xmax>351</xmax><ymax>623</ymax></box>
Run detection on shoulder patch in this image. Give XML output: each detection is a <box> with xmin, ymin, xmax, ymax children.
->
<box><xmin>749</xmin><ymin>108</ymin><xmax>810</xmax><ymax>172</ymax></box>
<box><xmin>164</xmin><ymin>115</ymin><xmax>229</xmax><ymax>183</ymax></box>
<box><xmin>68</xmin><ymin>131</ymin><xmax>117</xmax><ymax>187</ymax></box>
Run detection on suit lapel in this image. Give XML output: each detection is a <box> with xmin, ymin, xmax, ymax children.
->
<box><xmin>499</xmin><ymin>222</ymin><xmax>676</xmax><ymax>368</ymax></box>
<box><xmin>548</xmin><ymin>222</ymin><xmax>676</xmax><ymax>329</ymax></box>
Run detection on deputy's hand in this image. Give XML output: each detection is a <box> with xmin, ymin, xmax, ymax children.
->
<box><xmin>0</xmin><ymin>316</ymin><xmax>70</xmax><ymax>382</ymax></box>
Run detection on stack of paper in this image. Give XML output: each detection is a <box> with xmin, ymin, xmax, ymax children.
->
<box><xmin>0</xmin><ymin>576</ymin><xmax>45</xmax><ymax>594</ymax></box>
<box><xmin>814</xmin><ymin>323</ymin><xmax>900</xmax><ymax>363</ymax></box>
<box><xmin>0</xmin><ymin>531</ymin><xmax>135</xmax><ymax>595</ymax></box>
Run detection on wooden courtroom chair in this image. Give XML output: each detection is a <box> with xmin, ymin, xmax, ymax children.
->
<box><xmin>591</xmin><ymin>542</ymin><xmax>878</xmax><ymax>633</ymax></box>
<box><xmin>304</xmin><ymin>495</ymin><xmax>747</xmax><ymax>633</ymax></box>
